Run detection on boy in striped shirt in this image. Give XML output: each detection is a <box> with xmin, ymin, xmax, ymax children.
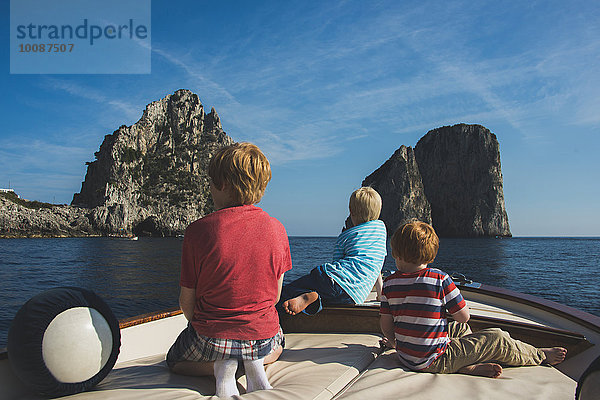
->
<box><xmin>380</xmin><ymin>221</ymin><xmax>567</xmax><ymax>378</ymax></box>
<box><xmin>281</xmin><ymin>187</ymin><xmax>387</xmax><ymax>315</ymax></box>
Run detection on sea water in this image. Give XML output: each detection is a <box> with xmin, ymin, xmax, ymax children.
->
<box><xmin>1</xmin><ymin>236</ymin><xmax>599</xmax><ymax>347</ymax></box>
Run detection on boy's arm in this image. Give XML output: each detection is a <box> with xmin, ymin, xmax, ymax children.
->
<box><xmin>443</xmin><ymin>275</ymin><xmax>469</xmax><ymax>323</ymax></box>
<box><xmin>380</xmin><ymin>314</ymin><xmax>396</xmax><ymax>348</ymax></box>
<box><xmin>275</xmin><ymin>274</ymin><xmax>284</xmax><ymax>303</ymax></box>
<box><xmin>374</xmin><ymin>273</ymin><xmax>384</xmax><ymax>301</ymax></box>
<box><xmin>179</xmin><ymin>286</ymin><xmax>196</xmax><ymax>322</ymax></box>
<box><xmin>450</xmin><ymin>304</ymin><xmax>470</xmax><ymax>323</ymax></box>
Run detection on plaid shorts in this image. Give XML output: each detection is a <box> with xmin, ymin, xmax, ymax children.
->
<box><xmin>166</xmin><ymin>323</ymin><xmax>285</xmax><ymax>369</ymax></box>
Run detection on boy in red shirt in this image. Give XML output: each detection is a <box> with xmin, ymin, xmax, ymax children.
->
<box><xmin>167</xmin><ymin>143</ymin><xmax>292</xmax><ymax>397</ymax></box>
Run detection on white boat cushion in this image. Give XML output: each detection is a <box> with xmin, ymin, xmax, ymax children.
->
<box><xmin>336</xmin><ymin>350</ymin><xmax>577</xmax><ymax>400</ymax></box>
<box><xmin>71</xmin><ymin>333</ymin><xmax>380</xmax><ymax>400</ymax></box>
<box><xmin>1</xmin><ymin>333</ymin><xmax>579</xmax><ymax>399</ymax></box>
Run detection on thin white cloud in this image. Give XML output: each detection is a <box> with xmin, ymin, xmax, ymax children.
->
<box><xmin>151</xmin><ymin>45</ymin><xmax>358</xmax><ymax>163</ymax></box>
<box><xmin>59</xmin><ymin>1</ymin><xmax>600</xmax><ymax>167</ymax></box>
<box><xmin>42</xmin><ymin>78</ymin><xmax>141</xmax><ymax>121</ymax></box>
<box><xmin>151</xmin><ymin>46</ymin><xmax>239</xmax><ymax>104</ymax></box>
<box><xmin>0</xmin><ymin>139</ymin><xmax>89</xmax><ymax>172</ymax></box>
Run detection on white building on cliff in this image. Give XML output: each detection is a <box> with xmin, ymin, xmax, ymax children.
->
<box><xmin>0</xmin><ymin>189</ymin><xmax>19</xmax><ymax>197</ymax></box>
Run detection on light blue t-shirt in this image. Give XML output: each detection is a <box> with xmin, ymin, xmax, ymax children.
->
<box><xmin>322</xmin><ymin>219</ymin><xmax>387</xmax><ymax>304</ymax></box>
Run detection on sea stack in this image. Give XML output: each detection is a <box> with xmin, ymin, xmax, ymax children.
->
<box><xmin>72</xmin><ymin>89</ymin><xmax>234</xmax><ymax>236</ymax></box>
<box><xmin>1</xmin><ymin>89</ymin><xmax>233</xmax><ymax>238</ymax></box>
<box><xmin>363</xmin><ymin>124</ymin><xmax>511</xmax><ymax>237</ymax></box>
<box><xmin>361</xmin><ymin>146</ymin><xmax>432</xmax><ymax>233</ymax></box>
<box><xmin>414</xmin><ymin>124</ymin><xmax>511</xmax><ymax>237</ymax></box>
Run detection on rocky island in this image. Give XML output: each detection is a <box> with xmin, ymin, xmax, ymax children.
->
<box><xmin>362</xmin><ymin>124</ymin><xmax>511</xmax><ymax>237</ymax></box>
<box><xmin>0</xmin><ymin>92</ymin><xmax>510</xmax><ymax>238</ymax></box>
<box><xmin>0</xmin><ymin>89</ymin><xmax>233</xmax><ymax>238</ymax></box>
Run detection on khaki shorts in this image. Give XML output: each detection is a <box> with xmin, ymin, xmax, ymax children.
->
<box><xmin>423</xmin><ymin>322</ymin><xmax>545</xmax><ymax>373</ymax></box>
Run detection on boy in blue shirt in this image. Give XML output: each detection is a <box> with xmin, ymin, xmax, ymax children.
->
<box><xmin>281</xmin><ymin>187</ymin><xmax>387</xmax><ymax>315</ymax></box>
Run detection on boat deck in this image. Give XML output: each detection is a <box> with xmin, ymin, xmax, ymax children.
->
<box><xmin>2</xmin><ymin>328</ymin><xmax>575</xmax><ymax>400</ymax></box>
<box><xmin>3</xmin><ymin>284</ymin><xmax>598</xmax><ymax>400</ymax></box>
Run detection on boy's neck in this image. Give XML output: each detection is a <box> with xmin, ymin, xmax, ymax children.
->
<box><xmin>396</xmin><ymin>260</ymin><xmax>428</xmax><ymax>274</ymax></box>
<box><xmin>349</xmin><ymin>216</ymin><xmax>375</xmax><ymax>227</ymax></box>
<box><xmin>211</xmin><ymin>184</ymin><xmax>243</xmax><ymax>210</ymax></box>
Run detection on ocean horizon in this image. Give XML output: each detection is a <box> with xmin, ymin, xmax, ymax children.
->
<box><xmin>1</xmin><ymin>236</ymin><xmax>599</xmax><ymax>348</ymax></box>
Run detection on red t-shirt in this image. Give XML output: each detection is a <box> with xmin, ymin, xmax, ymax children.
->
<box><xmin>180</xmin><ymin>204</ymin><xmax>292</xmax><ymax>340</ymax></box>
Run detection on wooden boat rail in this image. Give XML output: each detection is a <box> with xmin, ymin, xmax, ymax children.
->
<box><xmin>278</xmin><ymin>305</ymin><xmax>593</xmax><ymax>359</ymax></box>
<box><xmin>0</xmin><ymin>309</ymin><xmax>185</xmax><ymax>361</ymax></box>
<box><xmin>460</xmin><ymin>283</ymin><xmax>600</xmax><ymax>334</ymax></box>
<box><xmin>2</xmin><ymin>282</ymin><xmax>599</xmax><ymax>363</ymax></box>
<box><xmin>118</xmin><ymin>307</ymin><xmax>182</xmax><ymax>329</ymax></box>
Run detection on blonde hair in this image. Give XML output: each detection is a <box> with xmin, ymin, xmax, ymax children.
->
<box><xmin>391</xmin><ymin>221</ymin><xmax>439</xmax><ymax>264</ymax></box>
<box><xmin>349</xmin><ymin>187</ymin><xmax>382</xmax><ymax>224</ymax></box>
<box><xmin>208</xmin><ymin>142</ymin><xmax>271</xmax><ymax>205</ymax></box>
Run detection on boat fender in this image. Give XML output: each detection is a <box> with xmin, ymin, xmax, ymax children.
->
<box><xmin>7</xmin><ymin>287</ymin><xmax>120</xmax><ymax>397</ymax></box>
<box><xmin>576</xmin><ymin>355</ymin><xmax>600</xmax><ymax>400</ymax></box>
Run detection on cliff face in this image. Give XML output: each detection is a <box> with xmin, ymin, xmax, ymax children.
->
<box><xmin>414</xmin><ymin>124</ymin><xmax>511</xmax><ymax>237</ymax></box>
<box><xmin>0</xmin><ymin>89</ymin><xmax>234</xmax><ymax>238</ymax></box>
<box><xmin>0</xmin><ymin>195</ymin><xmax>96</xmax><ymax>238</ymax></box>
<box><xmin>361</xmin><ymin>146</ymin><xmax>432</xmax><ymax>233</ymax></box>
<box><xmin>71</xmin><ymin>89</ymin><xmax>234</xmax><ymax>236</ymax></box>
<box><xmin>363</xmin><ymin>124</ymin><xmax>511</xmax><ymax>237</ymax></box>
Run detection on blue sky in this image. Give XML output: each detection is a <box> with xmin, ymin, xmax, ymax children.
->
<box><xmin>1</xmin><ymin>1</ymin><xmax>599</xmax><ymax>236</ymax></box>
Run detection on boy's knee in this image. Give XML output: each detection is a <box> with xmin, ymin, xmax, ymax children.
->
<box><xmin>264</xmin><ymin>345</ymin><xmax>283</xmax><ymax>364</ymax></box>
<box><xmin>494</xmin><ymin>328</ymin><xmax>511</xmax><ymax>339</ymax></box>
<box><xmin>481</xmin><ymin>327</ymin><xmax>503</xmax><ymax>335</ymax></box>
<box><xmin>483</xmin><ymin>328</ymin><xmax>512</xmax><ymax>346</ymax></box>
<box><xmin>165</xmin><ymin>348</ymin><xmax>178</xmax><ymax>370</ymax></box>
<box><xmin>166</xmin><ymin>360</ymin><xmax>176</xmax><ymax>371</ymax></box>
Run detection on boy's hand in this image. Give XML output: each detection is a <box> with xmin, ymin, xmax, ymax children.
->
<box><xmin>379</xmin><ymin>314</ymin><xmax>395</xmax><ymax>350</ymax></box>
<box><xmin>379</xmin><ymin>337</ymin><xmax>395</xmax><ymax>349</ymax></box>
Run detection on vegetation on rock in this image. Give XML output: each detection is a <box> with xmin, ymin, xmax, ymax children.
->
<box><xmin>0</xmin><ymin>191</ymin><xmax>55</xmax><ymax>210</ymax></box>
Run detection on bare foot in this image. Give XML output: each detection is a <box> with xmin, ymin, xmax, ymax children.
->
<box><xmin>282</xmin><ymin>292</ymin><xmax>319</xmax><ymax>315</ymax></box>
<box><xmin>541</xmin><ymin>347</ymin><xmax>567</xmax><ymax>365</ymax></box>
<box><xmin>459</xmin><ymin>363</ymin><xmax>503</xmax><ymax>378</ymax></box>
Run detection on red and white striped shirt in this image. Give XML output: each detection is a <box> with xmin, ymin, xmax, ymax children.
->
<box><xmin>380</xmin><ymin>268</ymin><xmax>466</xmax><ymax>370</ymax></box>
